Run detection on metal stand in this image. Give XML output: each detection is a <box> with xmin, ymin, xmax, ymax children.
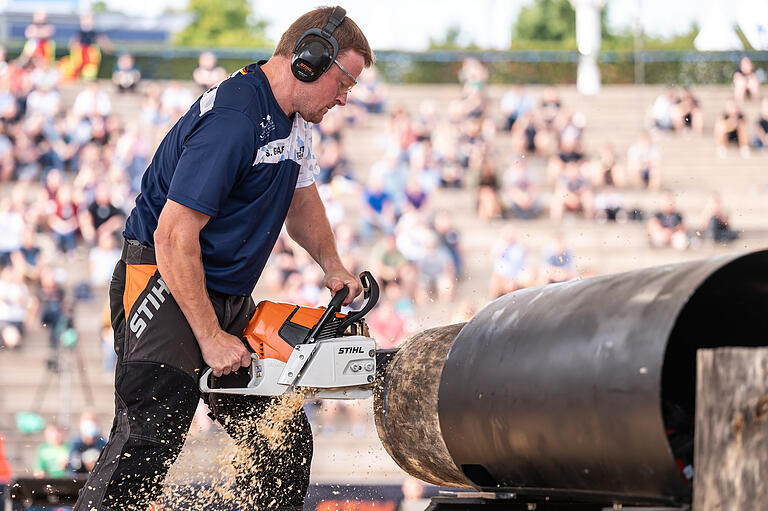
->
<box><xmin>31</xmin><ymin>335</ymin><xmax>94</xmax><ymax>427</ymax></box>
<box><xmin>426</xmin><ymin>491</ymin><xmax>600</xmax><ymax>510</ymax></box>
<box><xmin>426</xmin><ymin>491</ymin><xmax>688</xmax><ymax>511</ymax></box>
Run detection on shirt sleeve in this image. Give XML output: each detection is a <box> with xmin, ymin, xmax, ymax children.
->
<box><xmin>295</xmin><ymin>120</ymin><xmax>318</xmax><ymax>189</ymax></box>
<box><xmin>167</xmin><ymin>109</ymin><xmax>256</xmax><ymax>217</ymax></box>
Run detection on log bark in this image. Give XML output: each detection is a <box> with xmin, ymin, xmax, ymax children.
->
<box><xmin>694</xmin><ymin>348</ymin><xmax>768</xmax><ymax>510</ymax></box>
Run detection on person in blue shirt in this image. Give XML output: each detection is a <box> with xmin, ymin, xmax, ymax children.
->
<box><xmin>74</xmin><ymin>7</ymin><xmax>373</xmax><ymax>511</ymax></box>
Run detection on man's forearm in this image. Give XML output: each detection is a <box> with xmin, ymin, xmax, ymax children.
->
<box><xmin>154</xmin><ymin>235</ymin><xmax>221</xmax><ymax>342</ymax></box>
<box><xmin>286</xmin><ymin>186</ymin><xmax>344</xmax><ymax>272</ymax></box>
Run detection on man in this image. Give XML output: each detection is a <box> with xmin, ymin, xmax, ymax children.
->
<box><xmin>68</xmin><ymin>412</ymin><xmax>107</xmax><ymax>474</ymax></box>
<box><xmin>74</xmin><ymin>6</ymin><xmax>373</xmax><ymax>510</ymax></box>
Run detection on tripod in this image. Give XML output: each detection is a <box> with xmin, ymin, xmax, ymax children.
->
<box><xmin>31</xmin><ymin>323</ymin><xmax>94</xmax><ymax>428</ymax></box>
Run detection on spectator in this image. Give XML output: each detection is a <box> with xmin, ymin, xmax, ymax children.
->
<box><xmin>370</xmin><ymin>234</ymin><xmax>407</xmax><ymax>285</ymax></box>
<box><xmin>500</xmin><ymin>160</ymin><xmax>540</xmax><ymax>220</ymax></box>
<box><xmin>68</xmin><ymin>412</ymin><xmax>107</xmax><ymax>474</ymax></box>
<box><xmin>22</xmin><ymin>10</ymin><xmax>55</xmax><ymax>66</ymax></box>
<box><xmin>752</xmin><ymin>97</ymin><xmax>768</xmax><ymax>149</ymax></box>
<box><xmin>733</xmin><ymin>56</ymin><xmax>759</xmax><ymax>104</ymax></box>
<box><xmin>594</xmin><ymin>184</ymin><xmax>627</xmax><ymax>223</ymax></box>
<box><xmin>0</xmin><ymin>433</ymin><xmax>12</xmax><ymax>489</ymax></box>
<box><xmin>360</xmin><ymin>173</ymin><xmax>396</xmax><ymax>240</ymax></box>
<box><xmin>25</xmin><ymin>80</ymin><xmax>61</xmax><ymax>120</ymax></box>
<box><xmin>0</xmin><ymin>266</ymin><xmax>32</xmax><ymax>350</ymax></box>
<box><xmin>160</xmin><ymin>81</ymin><xmax>195</xmax><ymax>121</ymax></box>
<box><xmin>398</xmin><ymin>477</ymin><xmax>431</xmax><ymax>511</ymax></box>
<box><xmin>37</xmin><ymin>266</ymin><xmax>66</xmax><ymax>347</ymax></box>
<box><xmin>0</xmin><ymin>198</ymin><xmax>24</xmax><ymax>267</ymax></box>
<box><xmin>112</xmin><ymin>54</ymin><xmax>141</xmax><ymax>93</ymax></box>
<box><xmin>367</xmin><ymin>293</ymin><xmax>408</xmax><ymax>349</ymax></box>
<box><xmin>541</xmin><ymin>236</ymin><xmax>576</xmax><ymax>284</ymax></box>
<box><xmin>476</xmin><ymin>158</ymin><xmax>501</xmax><ymax>221</ymax></box>
<box><xmin>432</xmin><ymin>210</ymin><xmax>462</xmax><ymax>279</ymax></box>
<box><xmin>539</xmin><ymin>87</ymin><xmax>564</xmax><ymax>139</ymax></box>
<box><xmin>72</xmin><ymin>83</ymin><xmax>112</xmax><ymax>120</ymax></box>
<box><xmin>500</xmin><ymin>85</ymin><xmax>535</xmax><ymax>131</ymax></box>
<box><xmin>673</xmin><ymin>89</ymin><xmax>703</xmax><ymax>135</ymax></box>
<box><xmin>192</xmin><ymin>51</ymin><xmax>227</xmax><ymax>92</ymax></box>
<box><xmin>648</xmin><ymin>192</ymin><xmax>688</xmax><ymax>251</ymax></box>
<box><xmin>714</xmin><ymin>100</ymin><xmax>750</xmax><ymax>158</ymax></box>
<box><xmin>627</xmin><ymin>131</ymin><xmax>661</xmax><ymax>189</ymax></box>
<box><xmin>650</xmin><ymin>88</ymin><xmax>677</xmax><ymax>131</ymax></box>
<box><xmin>403</xmin><ymin>174</ymin><xmax>429</xmax><ymax>213</ymax></box>
<box><xmin>89</xmin><ymin>232</ymin><xmax>121</xmax><ymax>287</ymax></box>
<box><xmin>84</xmin><ymin>182</ymin><xmax>125</xmax><ymax>244</ymax></box>
<box><xmin>699</xmin><ymin>192</ymin><xmax>738</xmax><ymax>244</ymax></box>
<box><xmin>33</xmin><ymin>424</ymin><xmax>70</xmax><ymax>478</ymax></box>
<box><xmin>458</xmin><ymin>57</ymin><xmax>488</xmax><ymax>93</ymax></box>
<box><xmin>588</xmin><ymin>143</ymin><xmax>626</xmax><ymax>188</ymax></box>
<box><xmin>490</xmin><ymin>227</ymin><xmax>530</xmax><ymax>298</ymax></box>
<box><xmin>349</xmin><ymin>66</ymin><xmax>386</xmax><ymax>114</ymax></box>
<box><xmin>64</xmin><ymin>13</ymin><xmax>110</xmax><ymax>81</ymax></box>
<box><xmin>48</xmin><ymin>184</ymin><xmax>84</xmax><ymax>255</ymax></box>
<box><xmin>317</xmin><ymin>139</ymin><xmax>354</xmax><ymax>184</ymax></box>
<box><xmin>550</xmin><ymin>161</ymin><xmax>594</xmax><ymax>222</ymax></box>
<box><xmin>547</xmin><ymin>132</ymin><xmax>585</xmax><ymax>186</ymax></box>
<box><xmin>417</xmin><ymin>233</ymin><xmax>455</xmax><ymax>302</ymax></box>
<box><xmin>0</xmin><ymin>122</ymin><xmax>13</xmax><ymax>181</ymax></box>
<box><xmin>12</xmin><ymin>228</ymin><xmax>42</xmax><ymax>284</ymax></box>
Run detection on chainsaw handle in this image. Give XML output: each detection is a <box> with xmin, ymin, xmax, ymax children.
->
<box><xmin>337</xmin><ymin>271</ymin><xmax>379</xmax><ymax>335</ymax></box>
<box><xmin>240</xmin><ymin>337</ymin><xmax>256</xmax><ymax>354</ymax></box>
<box><xmin>328</xmin><ymin>285</ymin><xmax>349</xmax><ymax>310</ymax></box>
<box><xmin>306</xmin><ymin>285</ymin><xmax>349</xmax><ymax>343</ymax></box>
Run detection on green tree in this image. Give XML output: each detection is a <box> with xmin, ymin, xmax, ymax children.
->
<box><xmin>428</xmin><ymin>25</ymin><xmax>480</xmax><ymax>50</ymax></box>
<box><xmin>175</xmin><ymin>0</ymin><xmax>271</xmax><ymax>48</ymax></box>
<box><xmin>514</xmin><ymin>0</ymin><xmax>576</xmax><ymax>44</ymax></box>
<box><xmin>91</xmin><ymin>1</ymin><xmax>108</xmax><ymax>13</ymax></box>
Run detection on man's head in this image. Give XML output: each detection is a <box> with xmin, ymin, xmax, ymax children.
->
<box><xmin>274</xmin><ymin>6</ymin><xmax>373</xmax><ymax>123</ymax></box>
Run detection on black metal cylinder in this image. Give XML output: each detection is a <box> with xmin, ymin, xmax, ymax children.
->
<box><xmin>376</xmin><ymin>250</ymin><xmax>768</xmax><ymax>506</ymax></box>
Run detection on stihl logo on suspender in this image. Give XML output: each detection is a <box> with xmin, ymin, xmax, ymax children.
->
<box><xmin>338</xmin><ymin>346</ymin><xmax>364</xmax><ymax>355</ymax></box>
<box><xmin>130</xmin><ymin>277</ymin><xmax>170</xmax><ymax>338</ymax></box>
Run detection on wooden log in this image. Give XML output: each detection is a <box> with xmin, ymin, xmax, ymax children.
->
<box><xmin>373</xmin><ymin>323</ymin><xmax>472</xmax><ymax>488</ymax></box>
<box><xmin>694</xmin><ymin>348</ymin><xmax>768</xmax><ymax>510</ymax></box>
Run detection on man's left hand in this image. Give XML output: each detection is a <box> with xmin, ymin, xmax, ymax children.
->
<box><xmin>323</xmin><ymin>267</ymin><xmax>362</xmax><ymax>306</ymax></box>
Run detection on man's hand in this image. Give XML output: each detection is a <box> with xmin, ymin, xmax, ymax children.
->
<box><xmin>198</xmin><ymin>330</ymin><xmax>251</xmax><ymax>377</ymax></box>
<box><xmin>324</xmin><ymin>267</ymin><xmax>362</xmax><ymax>306</ymax></box>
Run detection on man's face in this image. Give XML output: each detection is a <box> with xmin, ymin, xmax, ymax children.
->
<box><xmin>297</xmin><ymin>50</ymin><xmax>364</xmax><ymax>124</ymax></box>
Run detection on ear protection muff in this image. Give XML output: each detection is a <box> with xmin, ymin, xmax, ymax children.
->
<box><xmin>291</xmin><ymin>6</ymin><xmax>346</xmax><ymax>82</ymax></box>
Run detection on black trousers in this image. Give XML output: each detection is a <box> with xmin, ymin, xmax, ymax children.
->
<box><xmin>74</xmin><ymin>242</ymin><xmax>312</xmax><ymax>511</ymax></box>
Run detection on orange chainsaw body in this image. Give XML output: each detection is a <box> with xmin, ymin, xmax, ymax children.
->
<box><xmin>243</xmin><ymin>301</ymin><xmax>346</xmax><ymax>363</ymax></box>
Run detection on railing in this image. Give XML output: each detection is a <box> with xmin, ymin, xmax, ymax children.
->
<box><xmin>3</xmin><ymin>43</ymin><xmax>766</xmax><ymax>84</ymax></box>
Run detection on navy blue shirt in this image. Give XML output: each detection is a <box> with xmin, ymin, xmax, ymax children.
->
<box><xmin>124</xmin><ymin>63</ymin><xmax>318</xmax><ymax>296</ymax></box>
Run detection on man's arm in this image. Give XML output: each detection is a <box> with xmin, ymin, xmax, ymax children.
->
<box><xmin>285</xmin><ymin>184</ymin><xmax>362</xmax><ymax>304</ymax></box>
<box><xmin>154</xmin><ymin>199</ymin><xmax>250</xmax><ymax>377</ymax></box>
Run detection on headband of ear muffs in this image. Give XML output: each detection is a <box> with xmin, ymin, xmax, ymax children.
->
<box><xmin>291</xmin><ymin>6</ymin><xmax>346</xmax><ymax>82</ymax></box>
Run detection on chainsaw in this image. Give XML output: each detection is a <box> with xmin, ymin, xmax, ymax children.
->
<box><xmin>200</xmin><ymin>271</ymin><xmax>380</xmax><ymax>399</ymax></box>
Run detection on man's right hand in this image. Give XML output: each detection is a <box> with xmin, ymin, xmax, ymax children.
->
<box><xmin>198</xmin><ymin>330</ymin><xmax>251</xmax><ymax>377</ymax></box>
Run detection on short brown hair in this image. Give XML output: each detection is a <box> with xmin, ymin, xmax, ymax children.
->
<box><xmin>274</xmin><ymin>6</ymin><xmax>374</xmax><ymax>67</ymax></box>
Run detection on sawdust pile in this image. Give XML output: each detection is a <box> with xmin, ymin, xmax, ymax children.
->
<box><xmin>155</xmin><ymin>389</ymin><xmax>309</xmax><ymax>510</ymax></box>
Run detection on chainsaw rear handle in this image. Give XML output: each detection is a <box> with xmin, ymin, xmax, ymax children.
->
<box><xmin>337</xmin><ymin>271</ymin><xmax>379</xmax><ymax>335</ymax></box>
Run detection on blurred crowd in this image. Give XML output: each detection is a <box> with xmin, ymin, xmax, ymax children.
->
<box><xmin>1</xmin><ymin>36</ymin><xmax>765</xmax><ymax>462</ymax></box>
